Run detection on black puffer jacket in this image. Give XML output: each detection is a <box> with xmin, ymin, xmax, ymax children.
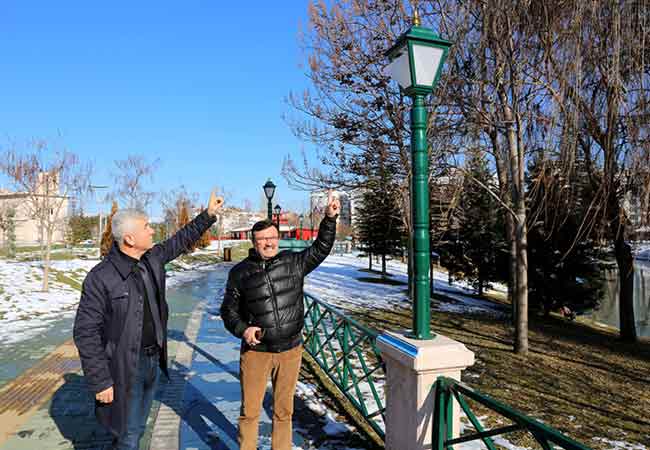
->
<box><xmin>220</xmin><ymin>215</ymin><xmax>336</xmax><ymax>352</ymax></box>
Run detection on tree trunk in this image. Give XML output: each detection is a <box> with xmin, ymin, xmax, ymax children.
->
<box><xmin>368</xmin><ymin>252</ymin><xmax>372</xmax><ymax>271</ymax></box>
<box><xmin>615</xmin><ymin>228</ymin><xmax>637</xmax><ymax>342</ymax></box>
<box><xmin>43</xmin><ymin>228</ymin><xmax>52</xmax><ymax>292</ymax></box>
<box><xmin>514</xmin><ymin>211</ymin><xmax>528</xmax><ymax>354</ymax></box>
<box><xmin>502</xmin><ymin>100</ymin><xmax>528</xmax><ymax>355</ymax></box>
<box><xmin>492</xmin><ymin>129</ymin><xmax>517</xmax><ymax>321</ymax></box>
<box><xmin>506</xmin><ymin>212</ymin><xmax>518</xmax><ymax>322</ymax></box>
<box><xmin>381</xmin><ymin>254</ymin><xmax>387</xmax><ymax>279</ymax></box>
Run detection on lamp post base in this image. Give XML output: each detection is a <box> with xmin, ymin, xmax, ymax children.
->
<box><xmin>377</xmin><ymin>330</ymin><xmax>475</xmax><ymax>450</ymax></box>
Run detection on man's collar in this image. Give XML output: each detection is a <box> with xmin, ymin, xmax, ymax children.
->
<box><xmin>107</xmin><ymin>242</ymin><xmax>140</xmax><ymax>279</ymax></box>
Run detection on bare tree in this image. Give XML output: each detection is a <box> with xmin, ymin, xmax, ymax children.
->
<box><xmin>0</xmin><ymin>139</ymin><xmax>91</xmax><ymax>291</ymax></box>
<box><xmin>537</xmin><ymin>0</ymin><xmax>650</xmax><ymax>342</ymax></box>
<box><xmin>160</xmin><ymin>185</ymin><xmax>198</xmax><ymax>237</ymax></box>
<box><xmin>112</xmin><ymin>154</ymin><xmax>160</xmax><ymax>210</ymax></box>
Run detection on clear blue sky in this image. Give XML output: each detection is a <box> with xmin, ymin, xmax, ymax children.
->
<box><xmin>0</xmin><ymin>1</ymin><xmax>318</xmax><ymax>219</ymax></box>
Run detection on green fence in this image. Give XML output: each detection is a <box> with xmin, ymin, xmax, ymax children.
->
<box><xmin>432</xmin><ymin>376</ymin><xmax>592</xmax><ymax>450</ymax></box>
<box><xmin>302</xmin><ymin>294</ymin><xmax>592</xmax><ymax>448</ymax></box>
<box><xmin>302</xmin><ymin>293</ymin><xmax>386</xmax><ymax>438</ymax></box>
<box><xmin>279</xmin><ymin>238</ymin><xmax>311</xmax><ymax>252</ymax></box>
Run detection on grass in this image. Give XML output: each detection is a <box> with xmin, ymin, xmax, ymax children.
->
<box><xmin>17</xmin><ymin>251</ymin><xmax>79</xmax><ymax>262</ymax></box>
<box><xmin>51</xmin><ymin>269</ymin><xmax>82</xmax><ymax>291</ymax></box>
<box><xmin>229</xmin><ymin>241</ymin><xmax>253</xmax><ymax>261</ymax></box>
<box><xmin>325</xmin><ymin>294</ymin><xmax>650</xmax><ymax>449</ymax></box>
<box><xmin>0</xmin><ymin>244</ymin><xmax>66</xmax><ymax>258</ymax></box>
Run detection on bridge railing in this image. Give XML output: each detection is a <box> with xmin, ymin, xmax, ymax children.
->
<box><xmin>302</xmin><ymin>293</ymin><xmax>386</xmax><ymax>438</ymax></box>
<box><xmin>432</xmin><ymin>376</ymin><xmax>592</xmax><ymax>450</ymax></box>
<box><xmin>302</xmin><ymin>293</ymin><xmax>592</xmax><ymax>449</ymax></box>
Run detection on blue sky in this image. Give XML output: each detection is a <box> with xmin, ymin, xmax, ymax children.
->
<box><xmin>0</xmin><ymin>1</ymin><xmax>319</xmax><ymax>219</ymax></box>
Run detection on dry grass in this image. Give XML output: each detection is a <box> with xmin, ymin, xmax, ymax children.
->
<box><xmin>330</xmin><ymin>296</ymin><xmax>650</xmax><ymax>449</ymax></box>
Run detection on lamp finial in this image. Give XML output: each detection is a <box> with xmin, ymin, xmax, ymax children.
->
<box><xmin>413</xmin><ymin>3</ymin><xmax>421</xmax><ymax>26</ymax></box>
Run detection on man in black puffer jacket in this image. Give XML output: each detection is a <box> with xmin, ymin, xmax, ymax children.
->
<box><xmin>220</xmin><ymin>192</ymin><xmax>339</xmax><ymax>450</ymax></box>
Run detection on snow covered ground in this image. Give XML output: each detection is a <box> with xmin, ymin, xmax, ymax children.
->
<box><xmin>0</xmin><ymin>258</ymin><xmax>99</xmax><ymax>346</ymax></box>
<box><xmin>0</xmin><ymin>245</ymin><xmax>225</xmax><ymax>347</ymax></box>
<box><xmin>305</xmin><ymin>253</ymin><xmax>508</xmax><ymax>319</ymax></box>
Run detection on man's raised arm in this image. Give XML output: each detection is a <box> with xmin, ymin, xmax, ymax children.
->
<box><xmin>302</xmin><ymin>191</ymin><xmax>340</xmax><ymax>275</ymax></box>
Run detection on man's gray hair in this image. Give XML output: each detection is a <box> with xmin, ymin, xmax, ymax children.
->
<box><xmin>112</xmin><ymin>209</ymin><xmax>148</xmax><ymax>243</ymax></box>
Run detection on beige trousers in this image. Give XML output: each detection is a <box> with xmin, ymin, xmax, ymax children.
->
<box><xmin>238</xmin><ymin>344</ymin><xmax>303</xmax><ymax>450</ymax></box>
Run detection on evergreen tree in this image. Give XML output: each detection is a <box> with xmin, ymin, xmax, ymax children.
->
<box><xmin>6</xmin><ymin>207</ymin><xmax>16</xmax><ymax>259</ymax></box>
<box><xmin>526</xmin><ymin>158</ymin><xmax>602</xmax><ymax>316</ymax></box>
<box><xmin>460</xmin><ymin>153</ymin><xmax>504</xmax><ymax>295</ymax></box>
<box><xmin>197</xmin><ymin>228</ymin><xmax>212</xmax><ymax>249</ymax></box>
<box><xmin>100</xmin><ymin>201</ymin><xmax>118</xmax><ymax>258</ymax></box>
<box><xmin>178</xmin><ymin>201</ymin><xmax>192</xmax><ymax>253</ymax></box>
<box><xmin>67</xmin><ymin>214</ymin><xmax>98</xmax><ymax>245</ymax></box>
<box><xmin>438</xmin><ymin>153</ymin><xmax>505</xmax><ymax>295</ymax></box>
<box><xmin>356</xmin><ymin>155</ymin><xmax>404</xmax><ymax>278</ymax></box>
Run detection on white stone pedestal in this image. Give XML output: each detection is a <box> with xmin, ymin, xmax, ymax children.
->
<box><xmin>377</xmin><ymin>330</ymin><xmax>475</xmax><ymax>450</ymax></box>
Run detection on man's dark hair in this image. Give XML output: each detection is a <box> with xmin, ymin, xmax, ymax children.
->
<box><xmin>251</xmin><ymin>219</ymin><xmax>279</xmax><ymax>240</ymax></box>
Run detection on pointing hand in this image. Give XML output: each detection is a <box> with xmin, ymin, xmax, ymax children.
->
<box><xmin>325</xmin><ymin>190</ymin><xmax>340</xmax><ymax>218</ymax></box>
<box><xmin>207</xmin><ymin>190</ymin><xmax>224</xmax><ymax>217</ymax></box>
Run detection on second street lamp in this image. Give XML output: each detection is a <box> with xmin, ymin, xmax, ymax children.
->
<box><xmin>385</xmin><ymin>9</ymin><xmax>451</xmax><ymax>340</ymax></box>
<box><xmin>274</xmin><ymin>204</ymin><xmax>281</xmax><ymax>231</ymax></box>
<box><xmin>263</xmin><ymin>179</ymin><xmax>276</xmax><ymax>221</ymax></box>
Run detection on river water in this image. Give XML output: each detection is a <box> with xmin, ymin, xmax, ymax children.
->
<box><xmin>582</xmin><ymin>259</ymin><xmax>650</xmax><ymax>338</ymax></box>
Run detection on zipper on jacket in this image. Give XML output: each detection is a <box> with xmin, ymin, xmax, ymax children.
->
<box><xmin>262</xmin><ymin>261</ymin><xmax>281</xmax><ymax>330</ymax></box>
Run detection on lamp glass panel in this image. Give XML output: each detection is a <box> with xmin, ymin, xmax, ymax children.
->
<box><xmin>412</xmin><ymin>44</ymin><xmax>444</xmax><ymax>87</ymax></box>
<box><xmin>384</xmin><ymin>44</ymin><xmax>412</xmax><ymax>89</ymax></box>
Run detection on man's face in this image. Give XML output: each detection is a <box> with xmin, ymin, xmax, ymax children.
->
<box><xmin>253</xmin><ymin>226</ymin><xmax>279</xmax><ymax>260</ymax></box>
<box><xmin>124</xmin><ymin>217</ymin><xmax>155</xmax><ymax>252</ymax></box>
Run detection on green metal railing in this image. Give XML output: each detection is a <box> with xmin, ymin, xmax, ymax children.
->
<box><xmin>279</xmin><ymin>239</ymin><xmax>311</xmax><ymax>252</ymax></box>
<box><xmin>302</xmin><ymin>293</ymin><xmax>386</xmax><ymax>438</ymax></box>
<box><xmin>433</xmin><ymin>376</ymin><xmax>592</xmax><ymax>450</ymax></box>
<box><xmin>301</xmin><ymin>294</ymin><xmax>591</xmax><ymax>447</ymax></box>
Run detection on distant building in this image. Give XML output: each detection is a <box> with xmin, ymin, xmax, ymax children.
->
<box><xmin>0</xmin><ymin>172</ymin><xmax>69</xmax><ymax>246</ymax></box>
<box><xmin>226</xmin><ymin>212</ymin><xmax>316</xmax><ymax>240</ymax></box>
<box><xmin>310</xmin><ymin>189</ymin><xmax>353</xmax><ymax>226</ymax></box>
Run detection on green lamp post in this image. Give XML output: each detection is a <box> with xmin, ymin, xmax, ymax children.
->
<box><xmin>385</xmin><ymin>9</ymin><xmax>451</xmax><ymax>340</ymax></box>
<box><xmin>274</xmin><ymin>204</ymin><xmax>282</xmax><ymax>230</ymax></box>
<box><xmin>263</xmin><ymin>179</ymin><xmax>276</xmax><ymax>221</ymax></box>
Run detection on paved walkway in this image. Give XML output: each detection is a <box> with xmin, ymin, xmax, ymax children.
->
<box><xmin>0</xmin><ymin>267</ymin><xmax>362</xmax><ymax>450</ymax></box>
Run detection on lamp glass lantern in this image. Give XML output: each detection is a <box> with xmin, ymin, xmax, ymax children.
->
<box><xmin>263</xmin><ymin>180</ymin><xmax>276</xmax><ymax>200</ymax></box>
<box><xmin>384</xmin><ymin>26</ymin><xmax>451</xmax><ymax>96</ymax></box>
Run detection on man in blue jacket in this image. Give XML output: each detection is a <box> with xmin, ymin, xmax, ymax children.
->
<box><xmin>73</xmin><ymin>191</ymin><xmax>223</xmax><ymax>449</ymax></box>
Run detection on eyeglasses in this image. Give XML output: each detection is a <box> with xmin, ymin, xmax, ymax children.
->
<box><xmin>255</xmin><ymin>236</ymin><xmax>279</xmax><ymax>242</ymax></box>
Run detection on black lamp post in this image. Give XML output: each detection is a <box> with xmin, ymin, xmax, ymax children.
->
<box><xmin>263</xmin><ymin>179</ymin><xmax>276</xmax><ymax>221</ymax></box>
<box><xmin>274</xmin><ymin>204</ymin><xmax>281</xmax><ymax>231</ymax></box>
<box><xmin>298</xmin><ymin>214</ymin><xmax>304</xmax><ymax>240</ymax></box>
